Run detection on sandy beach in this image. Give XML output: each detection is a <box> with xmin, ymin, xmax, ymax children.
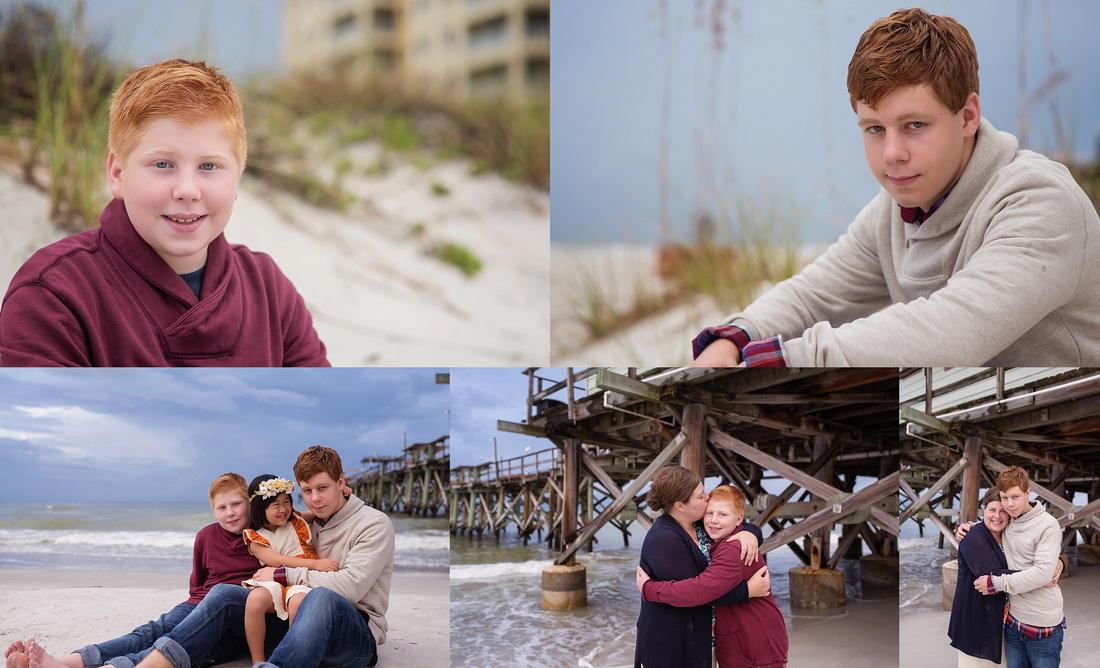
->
<box><xmin>0</xmin><ymin>151</ymin><xmax>549</xmax><ymax>367</ymax></box>
<box><xmin>0</xmin><ymin>569</ymin><xmax>448</xmax><ymax>668</ymax></box>
<box><xmin>899</xmin><ymin>561</ymin><xmax>1100</xmax><ymax>668</ymax></box>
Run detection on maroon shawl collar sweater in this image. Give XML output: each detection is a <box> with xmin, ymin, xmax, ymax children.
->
<box><xmin>0</xmin><ymin>198</ymin><xmax>329</xmax><ymax>366</ymax></box>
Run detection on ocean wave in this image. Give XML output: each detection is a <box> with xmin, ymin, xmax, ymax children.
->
<box><xmin>450</xmin><ymin>558</ymin><xmax>553</xmax><ymax>581</ymax></box>
<box><xmin>394</xmin><ymin>532</ymin><xmax>449</xmax><ymax>552</ymax></box>
<box><xmin>0</xmin><ymin>529</ymin><xmax>194</xmax><ymax>556</ymax></box>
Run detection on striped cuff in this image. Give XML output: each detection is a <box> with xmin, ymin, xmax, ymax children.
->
<box><xmin>692</xmin><ymin>324</ymin><xmax>751</xmax><ymax>359</ymax></box>
<box><xmin>274</xmin><ymin>565</ymin><xmax>288</xmax><ymax>586</ymax></box>
<box><xmin>741</xmin><ymin>335</ymin><xmax>789</xmax><ymax>367</ymax></box>
<box><xmin>983</xmin><ymin>575</ymin><xmax>997</xmax><ymax>595</ymax></box>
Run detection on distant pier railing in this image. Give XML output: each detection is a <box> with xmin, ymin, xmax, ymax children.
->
<box><xmin>348</xmin><ymin>435</ymin><xmax>449</xmax><ymax>516</ymax></box>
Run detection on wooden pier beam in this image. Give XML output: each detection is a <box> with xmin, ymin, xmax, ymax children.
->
<box><xmin>960</xmin><ymin>436</ymin><xmax>982</xmax><ymax>525</ymax></box>
<box><xmin>680</xmin><ymin>403</ymin><xmax>708</xmax><ymax>478</ymax></box>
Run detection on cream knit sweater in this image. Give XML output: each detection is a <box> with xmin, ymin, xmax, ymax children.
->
<box><xmin>723</xmin><ymin>118</ymin><xmax>1100</xmax><ymax>366</ymax></box>
<box><xmin>991</xmin><ymin>501</ymin><xmax>1063</xmax><ymax>627</ymax></box>
<box><xmin>284</xmin><ymin>494</ymin><xmax>395</xmax><ymax>644</ymax></box>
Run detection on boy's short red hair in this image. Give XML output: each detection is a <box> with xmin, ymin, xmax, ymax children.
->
<box><xmin>996</xmin><ymin>465</ymin><xmax>1031</xmax><ymax>494</ymax></box>
<box><xmin>109</xmin><ymin>59</ymin><xmax>247</xmax><ymax>174</ymax></box>
<box><xmin>847</xmin><ymin>7</ymin><xmax>979</xmax><ymax>113</ymax></box>
<box><xmin>294</xmin><ymin>445</ymin><xmax>344</xmax><ymax>484</ymax></box>
<box><xmin>708</xmin><ymin>484</ymin><xmax>746</xmax><ymax>517</ymax></box>
<box><xmin>208</xmin><ymin>472</ymin><xmax>247</xmax><ymax>506</ymax></box>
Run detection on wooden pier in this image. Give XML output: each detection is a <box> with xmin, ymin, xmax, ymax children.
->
<box><xmin>900</xmin><ymin>368</ymin><xmax>1100</xmax><ymax>564</ymax></box>
<box><xmin>453</xmin><ymin>367</ymin><xmax>901</xmax><ymax>607</ymax></box>
<box><xmin>349</xmin><ymin>435</ymin><xmax>449</xmax><ymax>516</ymax></box>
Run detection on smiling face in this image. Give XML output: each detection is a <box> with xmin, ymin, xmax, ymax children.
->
<box><xmin>107</xmin><ymin>118</ymin><xmax>240</xmax><ymax>274</ymax></box>
<box><xmin>703</xmin><ymin>499</ymin><xmax>744</xmax><ymax>542</ymax></box>
<box><xmin>983</xmin><ymin>499</ymin><xmax>1010</xmax><ymax>535</ymax></box>
<box><xmin>211</xmin><ymin>490</ymin><xmax>248</xmax><ymax>534</ymax></box>
<box><xmin>298</xmin><ymin>471</ymin><xmax>347</xmax><ymax>522</ymax></box>
<box><xmin>999</xmin><ymin>485</ymin><xmax>1029</xmax><ymax>519</ymax></box>
<box><xmin>264</xmin><ymin>493</ymin><xmax>293</xmax><ymax>530</ymax></box>
<box><xmin>856</xmin><ymin>85</ymin><xmax>980</xmax><ymax>212</ymax></box>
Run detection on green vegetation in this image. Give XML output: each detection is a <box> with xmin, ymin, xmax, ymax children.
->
<box><xmin>434</xmin><ymin>242</ymin><xmax>482</xmax><ymax>278</ymax></box>
<box><xmin>0</xmin><ymin>3</ymin><xmax>123</xmax><ymax>232</ymax></box>
<box><xmin>430</xmin><ymin>181</ymin><xmax>450</xmax><ymax>197</ymax></box>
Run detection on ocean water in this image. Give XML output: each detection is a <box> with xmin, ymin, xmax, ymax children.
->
<box><xmin>450</xmin><ymin>523</ymin><xmax>891</xmax><ymax>668</ymax></box>
<box><xmin>0</xmin><ymin>502</ymin><xmax>448</xmax><ymax>574</ymax></box>
<box><xmin>899</xmin><ymin>519</ymin><xmax>951</xmax><ymax>615</ymax></box>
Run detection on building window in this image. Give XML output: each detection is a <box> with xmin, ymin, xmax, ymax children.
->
<box><xmin>374</xmin><ymin>8</ymin><xmax>395</xmax><ymax>32</ymax></box>
<box><xmin>468</xmin><ymin>15</ymin><xmax>507</xmax><ymax>51</ymax></box>
<box><xmin>525</xmin><ymin>57</ymin><xmax>548</xmax><ymax>91</ymax></box>
<box><xmin>470</xmin><ymin>64</ymin><xmax>507</xmax><ymax>97</ymax></box>
<box><xmin>333</xmin><ymin>14</ymin><xmax>356</xmax><ymax>43</ymax></box>
<box><xmin>526</xmin><ymin>9</ymin><xmax>549</xmax><ymax>39</ymax></box>
<box><xmin>374</xmin><ymin>49</ymin><xmax>397</xmax><ymax>71</ymax></box>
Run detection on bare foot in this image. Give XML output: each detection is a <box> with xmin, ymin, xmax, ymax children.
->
<box><xmin>5</xmin><ymin>641</ymin><xmax>30</xmax><ymax>668</ymax></box>
<box><xmin>24</xmin><ymin>641</ymin><xmax>68</xmax><ymax>668</ymax></box>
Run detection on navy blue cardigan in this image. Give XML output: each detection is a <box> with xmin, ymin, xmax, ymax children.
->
<box><xmin>635</xmin><ymin>514</ymin><xmax>764</xmax><ymax>668</ymax></box>
<box><xmin>948</xmin><ymin>521</ymin><xmax>1017</xmax><ymax>663</ymax></box>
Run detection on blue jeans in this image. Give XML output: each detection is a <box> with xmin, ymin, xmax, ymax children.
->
<box><xmin>75</xmin><ymin>602</ymin><xmax>195</xmax><ymax>668</ymax></box>
<box><xmin>153</xmin><ymin>585</ymin><xmax>375</xmax><ymax>668</ymax></box>
<box><xmin>1004</xmin><ymin>625</ymin><xmax>1063</xmax><ymax>668</ymax></box>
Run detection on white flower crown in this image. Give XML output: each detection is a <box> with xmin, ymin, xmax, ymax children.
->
<box><xmin>252</xmin><ymin>477</ymin><xmax>294</xmax><ymax>500</ymax></box>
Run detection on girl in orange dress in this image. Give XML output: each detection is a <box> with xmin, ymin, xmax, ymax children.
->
<box><xmin>242</xmin><ymin>474</ymin><xmax>339</xmax><ymax>664</ymax></box>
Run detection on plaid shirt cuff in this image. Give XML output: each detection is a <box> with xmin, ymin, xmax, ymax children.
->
<box><xmin>274</xmin><ymin>565</ymin><xmax>288</xmax><ymax>586</ymax></box>
<box><xmin>983</xmin><ymin>575</ymin><xmax>997</xmax><ymax>596</ymax></box>
<box><xmin>692</xmin><ymin>325</ymin><xmax>752</xmax><ymax>359</ymax></box>
<box><xmin>741</xmin><ymin>335</ymin><xmax>789</xmax><ymax>367</ymax></box>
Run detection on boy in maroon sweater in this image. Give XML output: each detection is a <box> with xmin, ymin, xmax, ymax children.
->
<box><xmin>5</xmin><ymin>474</ymin><xmax>259</xmax><ymax>668</ymax></box>
<box><xmin>637</xmin><ymin>485</ymin><xmax>788</xmax><ymax>668</ymax></box>
<box><xmin>0</xmin><ymin>59</ymin><xmax>328</xmax><ymax>367</ymax></box>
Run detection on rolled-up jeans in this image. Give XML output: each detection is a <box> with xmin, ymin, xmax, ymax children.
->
<box><xmin>74</xmin><ymin>602</ymin><xmax>195</xmax><ymax>668</ymax></box>
<box><xmin>152</xmin><ymin>584</ymin><xmax>375</xmax><ymax>668</ymax></box>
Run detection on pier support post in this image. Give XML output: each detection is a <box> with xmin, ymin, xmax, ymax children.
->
<box><xmin>942</xmin><ymin>559</ymin><xmax>958</xmax><ymax>611</ymax></box>
<box><xmin>1078</xmin><ymin>544</ymin><xmax>1100</xmax><ymax>566</ymax></box>
<box><xmin>541</xmin><ymin>564</ymin><xmax>587</xmax><ymax>610</ymax></box>
<box><xmin>859</xmin><ymin>554</ymin><xmax>899</xmax><ymax>589</ymax></box>
<box><xmin>789</xmin><ymin>566</ymin><xmax>846</xmax><ymax>609</ymax></box>
<box><xmin>681</xmin><ymin>404</ymin><xmax>707</xmax><ymax>477</ymax></box>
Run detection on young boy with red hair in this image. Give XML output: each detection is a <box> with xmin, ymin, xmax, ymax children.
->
<box><xmin>0</xmin><ymin>59</ymin><xmax>328</xmax><ymax>366</ymax></box>
<box><xmin>637</xmin><ymin>484</ymin><xmax>788</xmax><ymax>668</ymax></box>
<box><xmin>693</xmin><ymin>8</ymin><xmax>1100</xmax><ymax>367</ymax></box>
<box><xmin>6</xmin><ymin>474</ymin><xmax>259</xmax><ymax>668</ymax></box>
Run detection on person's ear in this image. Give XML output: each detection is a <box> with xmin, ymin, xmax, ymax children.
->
<box><xmin>107</xmin><ymin>152</ymin><xmax>125</xmax><ymax>199</ymax></box>
<box><xmin>960</xmin><ymin>92</ymin><xmax>981</xmax><ymax>137</ymax></box>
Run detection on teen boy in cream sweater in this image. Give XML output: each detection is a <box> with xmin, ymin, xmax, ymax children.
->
<box><xmin>692</xmin><ymin>8</ymin><xmax>1100</xmax><ymax>367</ymax></box>
<box><xmin>974</xmin><ymin>466</ymin><xmax>1065</xmax><ymax>667</ymax></box>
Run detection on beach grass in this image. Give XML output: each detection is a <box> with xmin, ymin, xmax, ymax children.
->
<box><xmin>564</xmin><ymin>189</ymin><xmax>805</xmax><ymax>345</ymax></box>
<box><xmin>0</xmin><ymin>3</ymin><xmax>123</xmax><ymax>232</ymax></box>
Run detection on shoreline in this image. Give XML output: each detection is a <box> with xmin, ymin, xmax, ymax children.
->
<box><xmin>0</xmin><ymin>568</ymin><xmax>447</xmax><ymax>668</ymax></box>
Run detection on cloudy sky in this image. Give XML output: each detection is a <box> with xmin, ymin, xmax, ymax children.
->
<box><xmin>450</xmin><ymin>367</ymin><xmax>572</xmax><ymax>469</ymax></box>
<box><xmin>0</xmin><ymin>368</ymin><xmax>449</xmax><ymax>503</ymax></box>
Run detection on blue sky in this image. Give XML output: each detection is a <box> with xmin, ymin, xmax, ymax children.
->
<box><xmin>3</xmin><ymin>0</ymin><xmax>282</xmax><ymax>81</ymax></box>
<box><xmin>0</xmin><ymin>368</ymin><xmax>449</xmax><ymax>503</ymax></box>
<box><xmin>552</xmin><ymin>0</ymin><xmax>1100</xmax><ymax>244</ymax></box>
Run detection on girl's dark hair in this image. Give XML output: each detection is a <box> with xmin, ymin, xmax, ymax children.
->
<box><xmin>646</xmin><ymin>465</ymin><xmax>702</xmax><ymax>513</ymax></box>
<box><xmin>248</xmin><ymin>474</ymin><xmax>294</xmax><ymax>530</ymax></box>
